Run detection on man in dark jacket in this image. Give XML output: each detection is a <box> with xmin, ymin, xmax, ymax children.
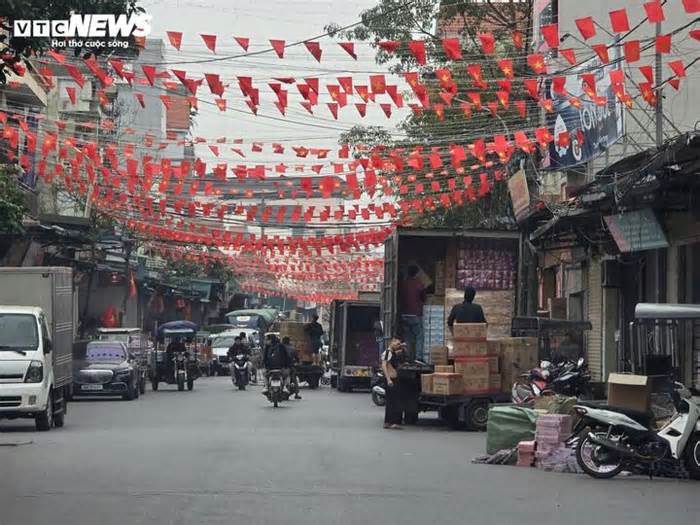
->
<box><xmin>304</xmin><ymin>315</ymin><xmax>324</xmax><ymax>365</ymax></box>
<box><xmin>447</xmin><ymin>286</ymin><xmax>486</xmax><ymax>334</ymax></box>
<box><xmin>263</xmin><ymin>334</ymin><xmax>292</xmax><ymax>393</ymax></box>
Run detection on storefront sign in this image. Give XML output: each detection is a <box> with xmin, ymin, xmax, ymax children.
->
<box><xmin>604</xmin><ymin>209</ymin><xmax>669</xmax><ymax>253</ymax></box>
<box><xmin>546</xmin><ymin>47</ymin><xmax>624</xmax><ymax>169</ymax></box>
<box><xmin>508</xmin><ymin>169</ymin><xmax>530</xmax><ymax>221</ymax></box>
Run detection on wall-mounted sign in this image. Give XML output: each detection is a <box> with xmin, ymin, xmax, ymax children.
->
<box><xmin>604</xmin><ymin>209</ymin><xmax>669</xmax><ymax>253</ymax></box>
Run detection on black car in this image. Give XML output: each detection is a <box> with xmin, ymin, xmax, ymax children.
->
<box><xmin>73</xmin><ymin>341</ymin><xmax>140</xmax><ymax>400</ymax></box>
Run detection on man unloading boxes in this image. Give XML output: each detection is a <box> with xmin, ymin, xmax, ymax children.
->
<box><xmin>447</xmin><ymin>286</ymin><xmax>486</xmax><ymax>333</ymax></box>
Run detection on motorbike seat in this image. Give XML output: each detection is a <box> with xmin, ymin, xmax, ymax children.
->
<box><xmin>578</xmin><ymin>401</ymin><xmax>654</xmax><ymax>428</ymax></box>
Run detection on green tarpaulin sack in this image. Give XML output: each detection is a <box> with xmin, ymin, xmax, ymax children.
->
<box><xmin>486</xmin><ymin>406</ymin><xmax>538</xmax><ymax>454</ymax></box>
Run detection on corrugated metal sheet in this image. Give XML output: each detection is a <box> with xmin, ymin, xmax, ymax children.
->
<box><xmin>587</xmin><ymin>260</ymin><xmax>603</xmax><ymax>381</ymax></box>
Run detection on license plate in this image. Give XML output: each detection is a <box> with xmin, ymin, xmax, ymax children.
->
<box><xmin>271</xmin><ymin>379</ymin><xmax>281</xmax><ymax>387</ymax></box>
<box><xmin>81</xmin><ymin>384</ymin><xmax>103</xmax><ymax>391</ymax></box>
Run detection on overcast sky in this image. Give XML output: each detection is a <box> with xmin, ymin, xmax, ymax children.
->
<box><xmin>141</xmin><ymin>0</ymin><xmax>409</xmax><ymax>165</ymax></box>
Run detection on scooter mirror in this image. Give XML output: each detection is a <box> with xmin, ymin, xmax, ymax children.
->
<box><xmin>577</xmin><ymin>357</ymin><xmax>585</xmax><ymax>367</ymax></box>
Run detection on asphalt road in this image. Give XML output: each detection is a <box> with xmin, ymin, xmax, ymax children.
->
<box><xmin>2</xmin><ymin>377</ymin><xmax>700</xmax><ymax>525</ymax></box>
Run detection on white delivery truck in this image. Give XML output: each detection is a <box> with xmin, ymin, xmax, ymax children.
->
<box><xmin>0</xmin><ymin>267</ymin><xmax>75</xmax><ymax>430</ymax></box>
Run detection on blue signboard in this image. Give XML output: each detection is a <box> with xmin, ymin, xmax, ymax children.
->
<box><xmin>545</xmin><ymin>48</ymin><xmax>624</xmax><ymax>169</ymax></box>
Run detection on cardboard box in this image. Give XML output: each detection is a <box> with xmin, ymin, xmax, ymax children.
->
<box><xmin>421</xmin><ymin>373</ymin><xmax>434</xmax><ymax>394</ymax></box>
<box><xmin>489</xmin><ymin>373</ymin><xmax>502</xmax><ymax>391</ymax></box>
<box><xmin>453</xmin><ymin>323</ymin><xmax>488</xmax><ymax>341</ymax></box>
<box><xmin>434</xmin><ymin>365</ymin><xmax>454</xmax><ymax>374</ymax></box>
<box><xmin>487</xmin><ymin>339</ymin><xmax>501</xmax><ymax>356</ymax></box>
<box><xmin>463</xmin><ymin>375</ymin><xmax>489</xmax><ymax>393</ymax></box>
<box><xmin>432</xmin><ymin>373</ymin><xmax>463</xmax><ymax>395</ymax></box>
<box><xmin>607</xmin><ymin>373</ymin><xmax>651</xmax><ymax>413</ymax></box>
<box><xmin>452</xmin><ymin>340</ymin><xmax>488</xmax><ymax>357</ymax></box>
<box><xmin>454</xmin><ymin>357</ymin><xmax>490</xmax><ymax>379</ymax></box>
<box><xmin>500</xmin><ymin>337</ymin><xmax>539</xmax><ymax>388</ymax></box>
<box><xmin>430</xmin><ymin>346</ymin><xmax>448</xmax><ymax>365</ymax></box>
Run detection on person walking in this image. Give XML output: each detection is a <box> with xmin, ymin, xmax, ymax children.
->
<box><xmin>447</xmin><ymin>285</ymin><xmax>486</xmax><ymax>334</ymax></box>
<box><xmin>381</xmin><ymin>339</ymin><xmax>407</xmax><ymax>430</ymax></box>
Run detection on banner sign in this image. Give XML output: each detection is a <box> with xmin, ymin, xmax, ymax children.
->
<box><xmin>604</xmin><ymin>209</ymin><xmax>669</xmax><ymax>253</ymax></box>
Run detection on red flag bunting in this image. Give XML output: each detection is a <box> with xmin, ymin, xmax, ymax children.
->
<box><xmin>609</xmin><ymin>9</ymin><xmax>630</xmax><ymax>32</ymax></box>
<box><xmin>442</xmin><ymin>38</ymin><xmax>462</xmax><ymax>60</ymax></box>
<box><xmin>691</xmin><ymin>30</ymin><xmax>700</xmax><ymax>42</ymax></box>
<box><xmin>656</xmin><ymin>34</ymin><xmax>671</xmax><ymax>54</ymax></box>
<box><xmin>65</xmin><ymin>86</ymin><xmax>77</xmax><ymax>104</ymax></box>
<box><xmin>527</xmin><ymin>53</ymin><xmax>546</xmax><ymax>74</ymax></box>
<box><xmin>234</xmin><ymin>36</ymin><xmax>249</xmax><ymax>51</ymax></box>
<box><xmin>575</xmin><ymin>17</ymin><xmax>596</xmax><ymax>40</ymax></box>
<box><xmin>497</xmin><ymin>59</ymin><xmax>514</xmax><ymax>78</ymax></box>
<box><xmin>643</xmin><ymin>1</ymin><xmax>665</xmax><ymax>22</ymax></box>
<box><xmin>512</xmin><ymin>30</ymin><xmax>523</xmax><ymax>49</ymax></box>
<box><xmin>541</xmin><ymin>24</ymin><xmax>559</xmax><ymax>48</ymax></box>
<box><xmin>304</xmin><ymin>41</ymin><xmax>322</xmax><ymax>62</ymax></box>
<box><xmin>514</xmin><ymin>100</ymin><xmax>526</xmax><ymax>118</ymax></box>
<box><xmin>200</xmin><ymin>34</ymin><xmax>217</xmax><ymax>53</ymax></box>
<box><xmin>380</xmin><ymin>103</ymin><xmax>392</xmax><ymax>118</ymax></box>
<box><xmin>135</xmin><ymin>92</ymin><xmax>145</xmax><ymax>108</ymax></box>
<box><xmin>682</xmin><ymin>0</ymin><xmax>700</xmax><ymax>13</ymax></box>
<box><xmin>166</xmin><ymin>31</ymin><xmax>182</xmax><ymax>50</ymax></box>
<box><xmin>270</xmin><ymin>39</ymin><xmax>285</xmax><ymax>58</ymax></box>
<box><xmin>668</xmin><ymin>60</ymin><xmax>686</xmax><ymax>78</ymax></box>
<box><xmin>141</xmin><ymin>65</ymin><xmax>156</xmax><ymax>86</ymax></box>
<box><xmin>339</xmin><ymin>42</ymin><xmax>357</xmax><ymax>59</ymax></box>
<box><xmin>478</xmin><ymin>33</ymin><xmax>495</xmax><ymax>54</ymax></box>
<box><xmin>355</xmin><ymin>103</ymin><xmax>367</xmax><ymax>117</ymax></box>
<box><xmin>560</xmin><ymin>48</ymin><xmax>577</xmax><ymax>65</ymax></box>
<box><xmin>378</xmin><ymin>41</ymin><xmax>401</xmax><ymax>53</ymax></box>
<box><xmin>624</xmin><ymin>40</ymin><xmax>641</xmax><ymax>63</ymax></box>
<box><xmin>408</xmin><ymin>40</ymin><xmax>427</xmax><ymax>64</ymax></box>
<box><xmin>639</xmin><ymin>65</ymin><xmax>654</xmax><ymax>84</ymax></box>
<box><xmin>65</xmin><ymin>64</ymin><xmax>85</xmax><ymax>88</ymax></box>
<box><xmin>327</xmin><ymin>103</ymin><xmax>338</xmax><ymax>120</ymax></box>
<box><xmin>592</xmin><ymin>44</ymin><xmax>610</xmax><ymax>64</ymax></box>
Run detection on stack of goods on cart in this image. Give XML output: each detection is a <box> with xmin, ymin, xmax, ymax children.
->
<box><xmin>429</xmin><ymin>346</ymin><xmax>448</xmax><ymax>366</ymax></box>
<box><xmin>279</xmin><ymin>321</ymin><xmax>311</xmax><ymax>362</ymax></box>
<box><xmin>495</xmin><ymin>337</ymin><xmax>539</xmax><ymax>395</ymax></box>
<box><xmin>456</xmin><ymin>239</ymin><xmax>517</xmax><ymax>291</ymax></box>
<box><xmin>452</xmin><ymin>323</ymin><xmax>494</xmax><ymax>395</ymax></box>
<box><xmin>422</xmin><ymin>304</ymin><xmax>445</xmax><ymax>357</ymax></box>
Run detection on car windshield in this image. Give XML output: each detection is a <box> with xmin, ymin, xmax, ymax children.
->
<box><xmin>99</xmin><ymin>333</ymin><xmax>129</xmax><ymax>343</ymax></box>
<box><xmin>229</xmin><ymin>316</ymin><xmax>259</xmax><ymax>328</ymax></box>
<box><xmin>213</xmin><ymin>337</ymin><xmax>236</xmax><ymax>347</ymax></box>
<box><xmin>86</xmin><ymin>343</ymin><xmax>126</xmax><ymax>362</ymax></box>
<box><xmin>0</xmin><ymin>314</ymin><xmax>39</xmax><ymax>351</ymax></box>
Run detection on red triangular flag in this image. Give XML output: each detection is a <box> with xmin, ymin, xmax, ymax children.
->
<box><xmin>478</xmin><ymin>33</ymin><xmax>495</xmax><ymax>54</ymax></box>
<box><xmin>65</xmin><ymin>64</ymin><xmax>85</xmax><ymax>88</ymax></box>
<box><xmin>527</xmin><ymin>53</ymin><xmax>547</xmax><ymax>74</ymax></box>
<box><xmin>575</xmin><ymin>17</ymin><xmax>596</xmax><ymax>40</ymax></box>
<box><xmin>339</xmin><ymin>42</ymin><xmax>357</xmax><ymax>59</ymax></box>
<box><xmin>209</xmin><ymin>145</ymin><xmax>220</xmax><ymax>157</ymax></box>
<box><xmin>270</xmin><ymin>39</ymin><xmax>285</xmax><ymax>58</ymax></box>
<box><xmin>65</xmin><ymin>86</ymin><xmax>77</xmax><ymax>104</ymax></box>
<box><xmin>407</xmin><ymin>40</ymin><xmax>426</xmax><ymax>64</ymax></box>
<box><xmin>514</xmin><ymin>100</ymin><xmax>526</xmax><ymax>118</ymax></box>
<box><xmin>624</xmin><ymin>40</ymin><xmax>641</xmax><ymax>63</ymax></box>
<box><xmin>541</xmin><ymin>24</ymin><xmax>559</xmax><ymax>48</ymax></box>
<box><xmin>560</xmin><ymin>48</ymin><xmax>576</xmax><ymax>65</ymax></box>
<box><xmin>355</xmin><ymin>103</ymin><xmax>367</xmax><ymax>117</ymax></box>
<box><xmin>691</xmin><ymin>30</ymin><xmax>700</xmax><ymax>42</ymax></box>
<box><xmin>338</xmin><ymin>76</ymin><xmax>353</xmax><ymax>94</ymax></box>
<box><xmin>109</xmin><ymin>59</ymin><xmax>125</xmax><ymax>79</ymax></box>
<box><xmin>48</xmin><ymin>49</ymin><xmax>66</xmax><ymax>64</ymax></box>
<box><xmin>609</xmin><ymin>9</ymin><xmax>630</xmax><ymax>33</ymax></box>
<box><xmin>327</xmin><ymin>103</ymin><xmax>338</xmax><ymax>120</ymax></box>
<box><xmin>134</xmin><ymin>92</ymin><xmax>145</xmax><ymax>108</ymax></box>
<box><xmin>643</xmin><ymin>1</ymin><xmax>665</xmax><ymax>23</ymax></box>
<box><xmin>656</xmin><ymin>34</ymin><xmax>671</xmax><ymax>54</ymax></box>
<box><xmin>234</xmin><ymin>36</ymin><xmax>249</xmax><ymax>51</ymax></box>
<box><xmin>201</xmin><ymin>34</ymin><xmax>216</xmax><ymax>53</ymax></box>
<box><xmin>668</xmin><ymin>60</ymin><xmax>686</xmax><ymax>78</ymax></box>
<box><xmin>668</xmin><ymin>78</ymin><xmax>681</xmax><ymax>90</ymax></box>
<box><xmin>380</xmin><ymin>103</ymin><xmax>392</xmax><ymax>118</ymax></box>
<box><xmin>639</xmin><ymin>65</ymin><xmax>654</xmax><ymax>83</ymax></box>
<box><xmin>160</xmin><ymin>95</ymin><xmax>172</xmax><ymax>109</ymax></box>
<box><xmin>682</xmin><ymin>0</ymin><xmax>700</xmax><ymax>13</ymax></box>
<box><xmin>512</xmin><ymin>30</ymin><xmax>523</xmax><ymax>49</ymax></box>
<box><xmin>497</xmin><ymin>59</ymin><xmax>514</xmax><ymax>78</ymax></box>
<box><xmin>442</xmin><ymin>38</ymin><xmax>462</xmax><ymax>60</ymax></box>
<box><xmin>592</xmin><ymin>44</ymin><xmax>610</xmax><ymax>64</ymax></box>
<box><xmin>304</xmin><ymin>41</ymin><xmax>322</xmax><ymax>62</ymax></box>
<box><xmin>166</xmin><ymin>31</ymin><xmax>182</xmax><ymax>50</ymax></box>
<box><xmin>141</xmin><ymin>65</ymin><xmax>156</xmax><ymax>86</ymax></box>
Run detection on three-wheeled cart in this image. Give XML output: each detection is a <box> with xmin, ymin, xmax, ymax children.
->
<box><xmin>419</xmin><ymin>392</ymin><xmax>511</xmax><ymax>430</ymax></box>
<box><xmin>152</xmin><ymin>320</ymin><xmax>201</xmax><ymax>391</ymax></box>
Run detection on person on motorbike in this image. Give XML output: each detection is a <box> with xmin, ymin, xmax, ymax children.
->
<box><xmin>227</xmin><ymin>336</ymin><xmax>250</xmax><ymax>359</ymax></box>
<box><xmin>282</xmin><ymin>336</ymin><xmax>302</xmax><ymax>400</ymax></box>
<box><xmin>166</xmin><ymin>336</ymin><xmax>187</xmax><ymax>376</ymax></box>
<box><xmin>262</xmin><ymin>334</ymin><xmax>292</xmax><ymax>393</ymax></box>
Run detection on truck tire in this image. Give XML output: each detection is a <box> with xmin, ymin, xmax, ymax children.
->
<box><xmin>54</xmin><ymin>393</ymin><xmax>65</xmax><ymax>428</ymax></box>
<box><xmin>465</xmin><ymin>399</ymin><xmax>490</xmax><ymax>431</ymax></box>
<box><xmin>35</xmin><ymin>392</ymin><xmax>53</xmax><ymax>431</ymax></box>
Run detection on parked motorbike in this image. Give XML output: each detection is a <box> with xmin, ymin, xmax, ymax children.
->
<box><xmin>573</xmin><ymin>381</ymin><xmax>700</xmax><ymax>479</ymax></box>
<box><xmin>512</xmin><ymin>357</ymin><xmax>592</xmax><ymax>404</ymax></box>
<box><xmin>371</xmin><ymin>368</ymin><xmax>386</xmax><ymax>407</ymax></box>
<box><xmin>264</xmin><ymin>369</ymin><xmax>290</xmax><ymax>407</ymax></box>
<box><xmin>231</xmin><ymin>353</ymin><xmax>250</xmax><ymax>390</ymax></box>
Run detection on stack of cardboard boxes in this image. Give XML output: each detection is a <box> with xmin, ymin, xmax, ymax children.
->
<box><xmin>421</xmin><ymin>326</ymin><xmax>538</xmax><ymax>397</ymax></box>
<box><xmin>278</xmin><ymin>321</ymin><xmax>311</xmax><ymax>362</ymax></box>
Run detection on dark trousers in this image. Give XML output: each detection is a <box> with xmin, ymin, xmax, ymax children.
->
<box><xmin>384</xmin><ymin>382</ymin><xmax>403</xmax><ymax>425</ymax></box>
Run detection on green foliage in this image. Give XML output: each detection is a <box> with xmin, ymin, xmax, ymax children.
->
<box><xmin>339</xmin><ymin>125</ymin><xmax>393</xmax><ymax>156</ymax></box>
<box><xmin>166</xmin><ymin>257</ymin><xmax>237</xmax><ymax>287</ymax></box>
<box><xmin>0</xmin><ymin>164</ymin><xmax>28</xmax><ymax>234</ymax></box>
<box><xmin>327</xmin><ymin>0</ymin><xmax>533</xmax><ymax>230</ymax></box>
<box><xmin>0</xmin><ymin>0</ymin><xmax>143</xmax><ymax>84</ymax></box>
